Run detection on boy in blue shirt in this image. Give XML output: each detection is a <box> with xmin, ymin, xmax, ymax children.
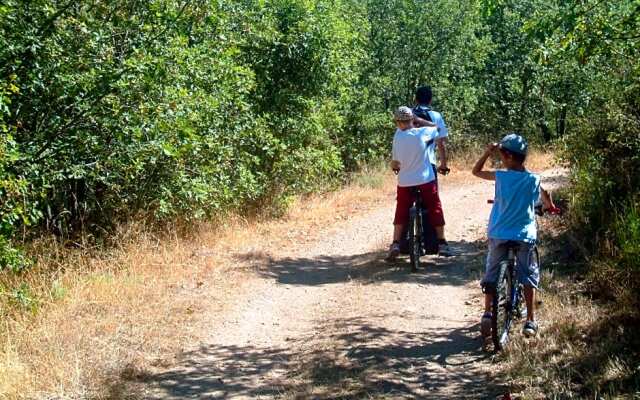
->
<box><xmin>472</xmin><ymin>133</ymin><xmax>557</xmax><ymax>337</ymax></box>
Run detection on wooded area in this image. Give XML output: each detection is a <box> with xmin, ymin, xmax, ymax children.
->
<box><xmin>1</xmin><ymin>0</ymin><xmax>638</xmax><ymax>302</ymax></box>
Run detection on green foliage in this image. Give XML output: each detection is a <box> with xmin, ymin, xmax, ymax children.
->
<box><xmin>9</xmin><ymin>283</ymin><xmax>38</xmax><ymax>312</ymax></box>
<box><xmin>614</xmin><ymin>202</ymin><xmax>640</xmax><ymax>273</ymax></box>
<box><xmin>0</xmin><ymin>0</ymin><xmax>372</xmax><ymax>241</ymax></box>
<box><xmin>0</xmin><ymin>0</ymin><xmax>490</xmax><ymax>257</ymax></box>
<box><xmin>534</xmin><ymin>0</ymin><xmax>640</xmax><ymax>302</ymax></box>
<box><xmin>0</xmin><ymin>236</ymin><xmax>31</xmax><ymax>272</ymax></box>
<box><xmin>1</xmin><ymin>0</ymin><xmax>638</xmax><ymax>297</ymax></box>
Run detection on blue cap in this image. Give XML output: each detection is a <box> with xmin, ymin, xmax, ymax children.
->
<box><xmin>499</xmin><ymin>133</ymin><xmax>528</xmax><ymax>155</ymax></box>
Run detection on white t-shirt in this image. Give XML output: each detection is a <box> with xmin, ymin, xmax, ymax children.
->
<box><xmin>392</xmin><ymin>126</ymin><xmax>438</xmax><ymax>187</ymax></box>
<box><xmin>414</xmin><ymin>106</ymin><xmax>449</xmax><ymax>164</ymax></box>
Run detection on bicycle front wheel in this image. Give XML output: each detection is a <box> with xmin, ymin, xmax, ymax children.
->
<box><xmin>491</xmin><ymin>261</ymin><xmax>513</xmax><ymax>350</ymax></box>
<box><xmin>408</xmin><ymin>210</ymin><xmax>421</xmax><ymax>273</ymax></box>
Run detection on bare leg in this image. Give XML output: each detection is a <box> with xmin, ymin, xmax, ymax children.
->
<box><xmin>480</xmin><ymin>292</ymin><xmax>493</xmax><ymax>338</ymax></box>
<box><xmin>484</xmin><ymin>293</ymin><xmax>492</xmax><ymax>313</ymax></box>
<box><xmin>435</xmin><ymin>225</ymin><xmax>445</xmax><ymax>240</ymax></box>
<box><xmin>524</xmin><ymin>286</ymin><xmax>536</xmax><ymax>321</ymax></box>
<box><xmin>393</xmin><ymin>224</ymin><xmax>404</xmax><ymax>242</ymax></box>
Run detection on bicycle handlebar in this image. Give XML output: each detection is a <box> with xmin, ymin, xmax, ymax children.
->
<box><xmin>487</xmin><ymin>199</ymin><xmax>562</xmax><ymax>215</ymax></box>
<box><xmin>438</xmin><ymin>167</ymin><xmax>451</xmax><ymax>175</ymax></box>
<box><xmin>393</xmin><ymin>167</ymin><xmax>449</xmax><ymax>176</ymax></box>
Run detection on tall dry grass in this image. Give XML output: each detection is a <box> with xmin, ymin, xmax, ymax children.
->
<box><xmin>1</xmin><ymin>223</ymin><xmax>229</xmax><ymax>398</ymax></box>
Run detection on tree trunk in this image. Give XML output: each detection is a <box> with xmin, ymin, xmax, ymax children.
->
<box><xmin>557</xmin><ymin>105</ymin><xmax>567</xmax><ymax>137</ymax></box>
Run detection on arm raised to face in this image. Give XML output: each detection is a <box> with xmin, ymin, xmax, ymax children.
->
<box><xmin>472</xmin><ymin>143</ymin><xmax>498</xmax><ymax>181</ymax></box>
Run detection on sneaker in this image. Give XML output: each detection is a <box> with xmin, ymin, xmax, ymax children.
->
<box><xmin>438</xmin><ymin>242</ymin><xmax>453</xmax><ymax>257</ymax></box>
<box><xmin>386</xmin><ymin>242</ymin><xmax>401</xmax><ymax>261</ymax></box>
<box><xmin>480</xmin><ymin>312</ymin><xmax>492</xmax><ymax>338</ymax></box>
<box><xmin>523</xmin><ymin>320</ymin><xmax>538</xmax><ymax>337</ymax></box>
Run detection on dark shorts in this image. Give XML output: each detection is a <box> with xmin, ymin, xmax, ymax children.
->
<box><xmin>393</xmin><ymin>182</ymin><xmax>445</xmax><ymax>227</ymax></box>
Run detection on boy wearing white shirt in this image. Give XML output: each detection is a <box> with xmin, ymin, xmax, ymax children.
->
<box><xmin>388</xmin><ymin>106</ymin><xmax>446</xmax><ymax>260</ymax></box>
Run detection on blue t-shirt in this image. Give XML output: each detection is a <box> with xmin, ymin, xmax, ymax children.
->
<box><xmin>488</xmin><ymin>170</ymin><xmax>541</xmax><ymax>243</ymax></box>
<box><xmin>413</xmin><ymin>105</ymin><xmax>448</xmax><ymax>164</ymax></box>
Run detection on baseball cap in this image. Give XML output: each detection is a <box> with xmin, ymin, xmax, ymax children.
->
<box><xmin>499</xmin><ymin>133</ymin><xmax>528</xmax><ymax>155</ymax></box>
<box><xmin>393</xmin><ymin>106</ymin><xmax>413</xmax><ymax>121</ymax></box>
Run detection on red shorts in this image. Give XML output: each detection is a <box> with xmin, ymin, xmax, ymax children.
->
<box><xmin>393</xmin><ymin>182</ymin><xmax>445</xmax><ymax>227</ymax></box>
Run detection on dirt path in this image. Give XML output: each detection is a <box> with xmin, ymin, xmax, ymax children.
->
<box><xmin>140</xmin><ymin>169</ymin><xmax>567</xmax><ymax>399</ymax></box>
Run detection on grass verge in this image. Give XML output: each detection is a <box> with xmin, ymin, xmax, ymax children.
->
<box><xmin>0</xmin><ymin>163</ymin><xmax>395</xmax><ymax>399</ymax></box>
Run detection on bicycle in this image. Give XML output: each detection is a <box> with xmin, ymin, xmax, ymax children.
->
<box><xmin>485</xmin><ymin>200</ymin><xmax>559</xmax><ymax>350</ymax></box>
<box><xmin>407</xmin><ymin>187</ymin><xmax>425</xmax><ymax>273</ymax></box>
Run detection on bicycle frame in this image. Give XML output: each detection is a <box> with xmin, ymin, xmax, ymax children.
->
<box><xmin>487</xmin><ymin>197</ymin><xmax>554</xmax><ymax>350</ymax></box>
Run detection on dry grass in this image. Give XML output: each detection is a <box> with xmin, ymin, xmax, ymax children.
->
<box><xmin>448</xmin><ymin>147</ymin><xmax>555</xmax><ymax>171</ymax></box>
<box><xmin>0</xmin><ymin>164</ymin><xmax>394</xmax><ymax>400</ymax></box>
<box><xmin>1</xmin><ymin>225</ymin><xmax>235</xmax><ymax>398</ymax></box>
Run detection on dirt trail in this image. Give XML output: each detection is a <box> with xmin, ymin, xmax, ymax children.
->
<box><xmin>142</xmin><ymin>169</ymin><xmax>567</xmax><ymax>399</ymax></box>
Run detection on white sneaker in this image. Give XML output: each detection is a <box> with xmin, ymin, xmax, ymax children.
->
<box><xmin>438</xmin><ymin>242</ymin><xmax>454</xmax><ymax>257</ymax></box>
<box><xmin>523</xmin><ymin>320</ymin><xmax>538</xmax><ymax>337</ymax></box>
<box><xmin>386</xmin><ymin>242</ymin><xmax>400</xmax><ymax>261</ymax></box>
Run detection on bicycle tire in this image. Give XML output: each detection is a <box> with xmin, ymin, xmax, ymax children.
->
<box><xmin>408</xmin><ymin>209</ymin><xmax>421</xmax><ymax>273</ymax></box>
<box><xmin>491</xmin><ymin>261</ymin><xmax>512</xmax><ymax>350</ymax></box>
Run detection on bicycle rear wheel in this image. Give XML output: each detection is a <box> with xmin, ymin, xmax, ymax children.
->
<box><xmin>491</xmin><ymin>261</ymin><xmax>513</xmax><ymax>350</ymax></box>
<box><xmin>408</xmin><ymin>209</ymin><xmax>421</xmax><ymax>273</ymax></box>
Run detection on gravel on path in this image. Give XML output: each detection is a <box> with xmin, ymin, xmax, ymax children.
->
<box><xmin>144</xmin><ymin>169</ymin><xmax>567</xmax><ymax>399</ymax></box>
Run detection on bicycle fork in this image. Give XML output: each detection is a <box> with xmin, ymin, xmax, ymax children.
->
<box><xmin>410</xmin><ymin>206</ymin><xmax>423</xmax><ymax>247</ymax></box>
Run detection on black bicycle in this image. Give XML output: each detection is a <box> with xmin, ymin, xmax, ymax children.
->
<box><xmin>487</xmin><ymin>201</ymin><xmax>559</xmax><ymax>350</ymax></box>
<box><xmin>407</xmin><ymin>187</ymin><xmax>424</xmax><ymax>273</ymax></box>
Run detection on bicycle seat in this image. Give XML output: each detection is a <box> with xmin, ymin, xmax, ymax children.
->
<box><xmin>503</xmin><ymin>240</ymin><xmax>522</xmax><ymax>250</ymax></box>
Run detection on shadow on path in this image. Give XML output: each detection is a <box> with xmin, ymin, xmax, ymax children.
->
<box><xmin>116</xmin><ymin>241</ymin><xmax>501</xmax><ymax>399</ymax></box>
<box><xmin>139</xmin><ymin>314</ymin><xmax>501</xmax><ymax>399</ymax></box>
<box><xmin>235</xmin><ymin>239</ymin><xmax>485</xmax><ymax>288</ymax></box>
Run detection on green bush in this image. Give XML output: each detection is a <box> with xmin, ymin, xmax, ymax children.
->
<box><xmin>0</xmin><ymin>236</ymin><xmax>30</xmax><ymax>272</ymax></box>
<box><xmin>2</xmin><ymin>0</ymin><xmax>637</xmax><ymax>287</ymax></box>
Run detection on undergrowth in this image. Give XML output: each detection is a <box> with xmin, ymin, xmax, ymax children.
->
<box><xmin>500</xmin><ymin>195</ymin><xmax>640</xmax><ymax>399</ymax></box>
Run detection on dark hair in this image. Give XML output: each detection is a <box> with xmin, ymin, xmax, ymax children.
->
<box><xmin>415</xmin><ymin>86</ymin><xmax>432</xmax><ymax>105</ymax></box>
<box><xmin>499</xmin><ymin>148</ymin><xmax>526</xmax><ymax>164</ymax></box>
